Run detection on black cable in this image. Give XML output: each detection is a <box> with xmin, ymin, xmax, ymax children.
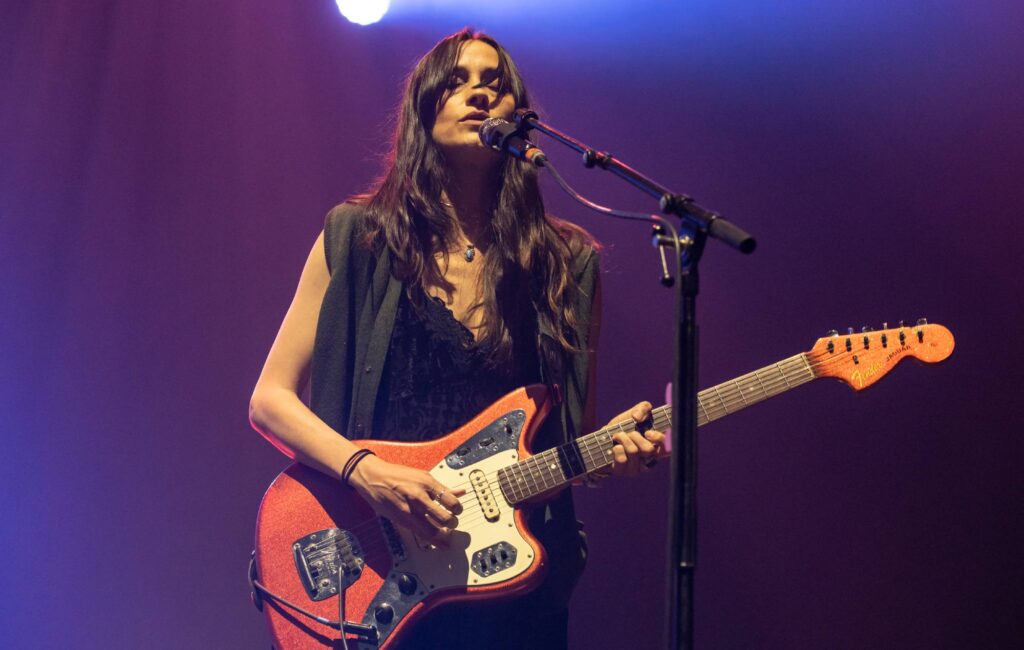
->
<box><xmin>248</xmin><ymin>553</ymin><xmax>368</xmax><ymax>647</ymax></box>
<box><xmin>538</xmin><ymin>156</ymin><xmax>684</xmax><ymax>285</ymax></box>
<box><xmin>339</xmin><ymin>563</ymin><xmax>351</xmax><ymax>650</ymax></box>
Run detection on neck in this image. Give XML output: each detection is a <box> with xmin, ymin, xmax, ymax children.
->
<box><xmin>497</xmin><ymin>352</ymin><xmax>818</xmax><ymax>505</ymax></box>
<box><xmin>443</xmin><ymin>163</ymin><xmax>500</xmax><ymax>244</ymax></box>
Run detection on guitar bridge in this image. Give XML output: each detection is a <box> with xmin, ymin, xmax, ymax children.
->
<box><xmin>292</xmin><ymin>528</ymin><xmax>364</xmax><ymax>601</ymax></box>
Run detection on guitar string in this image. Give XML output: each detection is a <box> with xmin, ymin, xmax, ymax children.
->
<box><xmin>360</xmin><ymin>351</ymin><xmax>839</xmax><ymax>535</ymax></box>
<box><xmin>308</xmin><ymin>338</ymin><xmax>922</xmax><ymax>540</ymax></box>
<box><xmin>320</xmin><ymin>343</ymin><xmax>904</xmax><ymax>538</ymax></box>
<box><xmin>306</xmin><ymin>355</ymin><xmax>803</xmax><ymax>563</ymax></box>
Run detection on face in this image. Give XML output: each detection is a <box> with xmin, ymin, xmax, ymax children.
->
<box><xmin>430</xmin><ymin>40</ymin><xmax>517</xmax><ymax>162</ymax></box>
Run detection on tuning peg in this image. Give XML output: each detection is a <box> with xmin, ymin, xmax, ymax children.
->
<box><xmin>899</xmin><ymin>320</ymin><xmax>906</xmax><ymax>328</ymax></box>
<box><xmin>882</xmin><ymin>322</ymin><xmax>888</xmax><ymax>330</ymax></box>
<box><xmin>917</xmin><ymin>317</ymin><xmax>928</xmax><ymax>326</ymax></box>
<box><xmin>847</xmin><ymin>327</ymin><xmax>854</xmax><ymax>335</ymax></box>
<box><xmin>861</xmin><ymin>326</ymin><xmax>873</xmax><ymax>333</ymax></box>
<box><xmin>827</xmin><ymin>329</ymin><xmax>839</xmax><ymax>337</ymax></box>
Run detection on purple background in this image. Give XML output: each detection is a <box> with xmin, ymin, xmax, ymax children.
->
<box><xmin>2</xmin><ymin>1</ymin><xmax>1021</xmax><ymax>648</ymax></box>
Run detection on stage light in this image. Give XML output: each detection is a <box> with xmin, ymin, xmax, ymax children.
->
<box><xmin>335</xmin><ymin>0</ymin><xmax>389</xmax><ymax>26</ymax></box>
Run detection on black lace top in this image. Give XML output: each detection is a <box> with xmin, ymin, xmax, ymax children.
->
<box><xmin>371</xmin><ymin>291</ymin><xmax>538</xmax><ymax>442</ymax></box>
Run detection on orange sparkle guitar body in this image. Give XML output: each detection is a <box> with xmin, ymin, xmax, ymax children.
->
<box><xmin>255</xmin><ymin>385</ymin><xmax>556</xmax><ymax>650</ymax></box>
<box><xmin>253</xmin><ymin>322</ymin><xmax>955</xmax><ymax>649</ymax></box>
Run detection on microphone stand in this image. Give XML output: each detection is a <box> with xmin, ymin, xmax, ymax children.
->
<box><xmin>516</xmin><ymin>110</ymin><xmax>756</xmax><ymax>650</ymax></box>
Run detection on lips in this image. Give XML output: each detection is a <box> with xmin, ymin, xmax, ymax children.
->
<box><xmin>460</xmin><ymin>111</ymin><xmax>490</xmax><ymax>122</ymax></box>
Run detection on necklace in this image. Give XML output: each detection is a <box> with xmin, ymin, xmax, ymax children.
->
<box><xmin>439</xmin><ymin>198</ymin><xmax>478</xmax><ymax>262</ymax></box>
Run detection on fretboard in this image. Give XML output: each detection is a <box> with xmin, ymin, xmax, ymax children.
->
<box><xmin>497</xmin><ymin>352</ymin><xmax>816</xmax><ymax>504</ymax></box>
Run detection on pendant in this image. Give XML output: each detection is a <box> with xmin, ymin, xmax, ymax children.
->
<box><xmin>464</xmin><ymin>244</ymin><xmax>475</xmax><ymax>262</ymax></box>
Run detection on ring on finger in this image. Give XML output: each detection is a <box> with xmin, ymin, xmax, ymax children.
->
<box><xmin>433</xmin><ymin>489</ymin><xmax>446</xmax><ymax>502</ymax></box>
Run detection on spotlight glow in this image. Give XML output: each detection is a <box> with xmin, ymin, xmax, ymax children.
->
<box><xmin>335</xmin><ymin>0</ymin><xmax>389</xmax><ymax>26</ymax></box>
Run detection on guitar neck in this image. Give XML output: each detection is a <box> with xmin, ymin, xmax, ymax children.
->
<box><xmin>498</xmin><ymin>352</ymin><xmax>816</xmax><ymax>504</ymax></box>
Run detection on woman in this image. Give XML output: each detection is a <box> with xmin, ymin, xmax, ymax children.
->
<box><xmin>249</xmin><ymin>29</ymin><xmax>663</xmax><ymax>649</ymax></box>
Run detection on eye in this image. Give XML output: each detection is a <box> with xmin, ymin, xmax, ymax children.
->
<box><xmin>479</xmin><ymin>72</ymin><xmax>503</xmax><ymax>91</ymax></box>
<box><xmin>447</xmin><ymin>74</ymin><xmax>465</xmax><ymax>89</ymax></box>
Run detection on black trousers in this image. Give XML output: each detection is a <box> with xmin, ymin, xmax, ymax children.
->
<box><xmin>393</xmin><ymin>497</ymin><xmax>585</xmax><ymax>649</ymax></box>
<box><xmin>398</xmin><ymin>604</ymin><xmax>569</xmax><ymax>649</ymax></box>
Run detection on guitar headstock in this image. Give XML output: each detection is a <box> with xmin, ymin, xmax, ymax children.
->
<box><xmin>807</xmin><ymin>320</ymin><xmax>955</xmax><ymax>390</ymax></box>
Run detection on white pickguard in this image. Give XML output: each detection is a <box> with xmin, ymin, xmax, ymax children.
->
<box><xmin>389</xmin><ymin>450</ymin><xmax>535</xmax><ymax>592</ymax></box>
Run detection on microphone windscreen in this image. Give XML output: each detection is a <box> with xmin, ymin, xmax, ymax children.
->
<box><xmin>479</xmin><ymin>117</ymin><xmax>518</xmax><ymax>150</ymax></box>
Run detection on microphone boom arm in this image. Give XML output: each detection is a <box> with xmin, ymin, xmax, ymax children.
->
<box><xmin>514</xmin><ymin>109</ymin><xmax>755</xmax><ymax>254</ymax></box>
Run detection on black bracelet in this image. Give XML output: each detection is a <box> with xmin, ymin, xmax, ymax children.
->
<box><xmin>341</xmin><ymin>449</ymin><xmax>375</xmax><ymax>487</ymax></box>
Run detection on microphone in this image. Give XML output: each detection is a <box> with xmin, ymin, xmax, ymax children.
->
<box><xmin>479</xmin><ymin>117</ymin><xmax>547</xmax><ymax>166</ymax></box>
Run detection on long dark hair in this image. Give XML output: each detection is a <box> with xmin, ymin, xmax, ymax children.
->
<box><xmin>357</xmin><ymin>28</ymin><xmax>595</xmax><ymax>368</ymax></box>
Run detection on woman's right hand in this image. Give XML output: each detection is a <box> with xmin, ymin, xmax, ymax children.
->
<box><xmin>348</xmin><ymin>455</ymin><xmax>465</xmax><ymax>544</ymax></box>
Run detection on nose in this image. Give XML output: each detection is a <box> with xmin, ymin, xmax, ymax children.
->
<box><xmin>466</xmin><ymin>85</ymin><xmax>492</xmax><ymax>110</ymax></box>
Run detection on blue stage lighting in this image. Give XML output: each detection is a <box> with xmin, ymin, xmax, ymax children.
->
<box><xmin>335</xmin><ymin>0</ymin><xmax>389</xmax><ymax>26</ymax></box>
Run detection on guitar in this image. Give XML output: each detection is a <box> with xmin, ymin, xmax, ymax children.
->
<box><xmin>252</xmin><ymin>321</ymin><xmax>954</xmax><ymax>649</ymax></box>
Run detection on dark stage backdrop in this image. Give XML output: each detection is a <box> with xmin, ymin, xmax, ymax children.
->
<box><xmin>2</xmin><ymin>1</ymin><xmax>1022</xmax><ymax>648</ymax></box>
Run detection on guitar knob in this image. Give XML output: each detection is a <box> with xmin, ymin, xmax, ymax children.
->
<box><xmin>827</xmin><ymin>329</ymin><xmax>838</xmax><ymax>337</ymax></box>
<box><xmin>917</xmin><ymin>317</ymin><xmax>928</xmax><ymax>326</ymax></box>
<box><xmin>397</xmin><ymin>573</ymin><xmax>417</xmax><ymax>595</ymax></box>
<box><xmin>375</xmin><ymin>603</ymin><xmax>395</xmax><ymax>625</ymax></box>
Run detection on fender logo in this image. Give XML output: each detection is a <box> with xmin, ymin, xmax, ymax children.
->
<box><xmin>850</xmin><ymin>360</ymin><xmax>885</xmax><ymax>388</ymax></box>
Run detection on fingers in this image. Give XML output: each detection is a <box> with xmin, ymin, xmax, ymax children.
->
<box><xmin>644</xmin><ymin>429</ymin><xmax>667</xmax><ymax>457</ymax></box>
<box><xmin>631</xmin><ymin>400</ymin><xmax>654</xmax><ymax>425</ymax></box>
<box><xmin>611</xmin><ymin>431</ymin><xmax>646</xmax><ymax>476</ymax></box>
<box><xmin>367</xmin><ymin>465</ymin><xmax>465</xmax><ymax>542</ymax></box>
<box><xmin>432</xmin><ymin>485</ymin><xmax>465</xmax><ymax>516</ymax></box>
<box><xmin>609</xmin><ymin>400</ymin><xmax>663</xmax><ymax>475</ymax></box>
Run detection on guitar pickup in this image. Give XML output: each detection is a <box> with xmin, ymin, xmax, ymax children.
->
<box><xmin>379</xmin><ymin>517</ymin><xmax>406</xmax><ymax>562</ymax></box>
<box><xmin>470</xmin><ymin>469</ymin><xmax>500</xmax><ymax>522</ymax></box>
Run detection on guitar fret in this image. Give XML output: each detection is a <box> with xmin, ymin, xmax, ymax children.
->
<box><xmin>594</xmin><ymin>430</ymin><xmax>614</xmax><ymax>471</ymax></box>
<box><xmin>539</xmin><ymin>450</ymin><xmax>555</xmax><ymax>489</ymax></box>
<box><xmin>501</xmin><ymin>351</ymin><xmax>825</xmax><ymax>505</ymax></box>
<box><xmin>526</xmin><ymin>454</ymin><xmax>544</xmax><ymax>495</ymax></box>
<box><xmin>514</xmin><ymin>463</ymin><xmax>529</xmax><ymax>500</ymax></box>
<box><xmin>589</xmin><ymin>440</ymin><xmax>601</xmax><ymax>472</ymax></box>
<box><xmin>512</xmin><ymin>465</ymin><xmax>526</xmax><ymax>502</ymax></box>
<box><xmin>580</xmin><ymin>437</ymin><xmax>594</xmax><ymax>471</ymax></box>
<box><xmin>800</xmin><ymin>353</ymin><xmax>813</xmax><ymax>377</ymax></box>
<box><xmin>697</xmin><ymin>397</ymin><xmax>711</xmax><ymax>425</ymax></box>
<box><xmin>775</xmin><ymin>362</ymin><xmax>792</xmax><ymax>388</ymax></box>
<box><xmin>734</xmin><ymin>378</ymin><xmax>750</xmax><ymax>406</ymax></box>
<box><xmin>712</xmin><ymin>385</ymin><xmax>730</xmax><ymax>415</ymax></box>
<box><xmin>786</xmin><ymin>356</ymin><xmax>809</xmax><ymax>386</ymax></box>
<box><xmin>753</xmin><ymin>368</ymin><xmax>769</xmax><ymax>398</ymax></box>
<box><xmin>499</xmin><ymin>467</ymin><xmax>519</xmax><ymax>503</ymax></box>
<box><xmin>652</xmin><ymin>407</ymin><xmax>671</xmax><ymax>432</ymax></box>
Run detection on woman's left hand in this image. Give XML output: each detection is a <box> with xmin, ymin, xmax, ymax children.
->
<box><xmin>599</xmin><ymin>401</ymin><xmax>666</xmax><ymax>479</ymax></box>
